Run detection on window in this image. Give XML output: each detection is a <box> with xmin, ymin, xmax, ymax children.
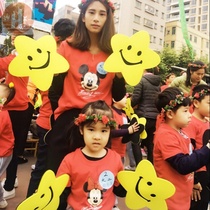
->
<box><xmin>143</xmin><ymin>18</ymin><xmax>154</xmax><ymax>28</ymax></box>
<box><xmin>161</xmin><ymin>12</ymin><xmax>164</xmax><ymax>19</ymax></box>
<box><xmin>201</xmin><ymin>23</ymin><xmax>207</xmax><ymax>30</ymax></box>
<box><xmin>171</xmin><ymin>41</ymin><xmax>175</xmax><ymax>48</ymax></box>
<box><xmin>167</xmin><ymin>30</ymin><xmax>170</xmax><ymax>35</ymax></box>
<box><xmin>202</xmin><ymin>14</ymin><xmax>208</xmax><ymax>21</ymax></box>
<box><xmin>191</xmin><ymin>8</ymin><xmax>196</xmax><ymax>14</ymax></box>
<box><xmin>67</xmin><ymin>10</ymin><xmax>71</xmax><ymax>15</ymax></box>
<box><xmin>159</xmin><ymin>38</ymin><xmax>162</xmax><ymax>45</ymax></box>
<box><xmin>194</xmin><ymin>36</ymin><xmax>197</xmax><ymax>43</ymax></box>
<box><xmin>135</xmin><ymin>0</ymin><xmax>142</xmax><ymax>9</ymax></box>
<box><xmin>155</xmin><ymin>10</ymin><xmax>158</xmax><ymax>16</ymax></box>
<box><xmin>202</xmin><ymin>5</ymin><xmax>208</xmax><ymax>12</ymax></box>
<box><xmin>160</xmin><ymin>25</ymin><xmax>163</xmax><ymax>32</ymax></box>
<box><xmin>134</xmin><ymin>15</ymin><xmax>141</xmax><ymax>24</ymax></box>
<box><xmin>145</xmin><ymin>4</ymin><xmax>155</xmax><ymax>15</ymax></box>
<box><xmin>190</xmin><ymin>34</ymin><xmax>192</xmax><ymax>41</ymax></box>
<box><xmin>172</xmin><ymin>27</ymin><xmax>176</xmax><ymax>35</ymax></box>
<box><xmin>154</xmin><ymin>23</ymin><xmax>157</xmax><ymax>29</ymax></box>
<box><xmin>206</xmin><ymin>42</ymin><xmax>209</xmax><ymax>48</ymax></box>
<box><xmin>190</xmin><ymin>17</ymin><xmax>196</xmax><ymax>23</ymax></box>
<box><xmin>153</xmin><ymin>36</ymin><xmax>156</xmax><ymax>43</ymax></box>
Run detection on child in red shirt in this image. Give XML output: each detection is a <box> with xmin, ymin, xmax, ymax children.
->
<box><xmin>0</xmin><ymin>83</ymin><xmax>15</xmax><ymax>208</ymax></box>
<box><xmin>57</xmin><ymin>100</ymin><xmax>126</xmax><ymax>209</ymax></box>
<box><xmin>183</xmin><ymin>84</ymin><xmax>210</xmax><ymax>210</ymax></box>
<box><xmin>154</xmin><ymin>87</ymin><xmax>210</xmax><ymax>210</ymax></box>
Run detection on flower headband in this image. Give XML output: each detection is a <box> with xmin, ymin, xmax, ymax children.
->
<box><xmin>162</xmin><ymin>93</ymin><xmax>186</xmax><ymax>112</ymax></box>
<box><xmin>193</xmin><ymin>89</ymin><xmax>210</xmax><ymax>100</ymax></box>
<box><xmin>78</xmin><ymin>0</ymin><xmax>115</xmax><ymax>12</ymax></box>
<box><xmin>188</xmin><ymin>63</ymin><xmax>207</xmax><ymax>69</ymax></box>
<box><xmin>74</xmin><ymin>113</ymin><xmax>116</xmax><ymax>128</ymax></box>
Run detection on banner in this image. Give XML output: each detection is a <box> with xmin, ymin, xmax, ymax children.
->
<box><xmin>178</xmin><ymin>0</ymin><xmax>194</xmax><ymax>60</ymax></box>
<box><xmin>32</xmin><ymin>0</ymin><xmax>57</xmax><ymax>32</ymax></box>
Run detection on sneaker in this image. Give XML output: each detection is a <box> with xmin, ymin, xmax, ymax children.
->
<box><xmin>1</xmin><ymin>177</ymin><xmax>18</xmax><ymax>188</ymax></box>
<box><xmin>124</xmin><ymin>165</ymin><xmax>136</xmax><ymax>171</ymax></box>
<box><xmin>0</xmin><ymin>199</ymin><xmax>8</xmax><ymax>208</ymax></box>
<box><xmin>31</xmin><ymin>164</ymin><xmax>35</xmax><ymax>170</ymax></box>
<box><xmin>112</xmin><ymin>206</ymin><xmax>120</xmax><ymax>210</ymax></box>
<box><xmin>17</xmin><ymin>156</ymin><xmax>28</xmax><ymax>164</ymax></box>
<box><xmin>3</xmin><ymin>188</ymin><xmax>15</xmax><ymax>200</ymax></box>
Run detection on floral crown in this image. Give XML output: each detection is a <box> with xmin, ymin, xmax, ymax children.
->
<box><xmin>78</xmin><ymin>0</ymin><xmax>115</xmax><ymax>12</ymax></box>
<box><xmin>163</xmin><ymin>93</ymin><xmax>186</xmax><ymax>112</ymax></box>
<box><xmin>193</xmin><ymin>89</ymin><xmax>210</xmax><ymax>100</ymax></box>
<box><xmin>74</xmin><ymin>113</ymin><xmax>116</xmax><ymax>128</ymax></box>
<box><xmin>188</xmin><ymin>63</ymin><xmax>207</xmax><ymax>69</ymax></box>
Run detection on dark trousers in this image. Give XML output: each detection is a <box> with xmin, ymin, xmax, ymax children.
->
<box><xmin>45</xmin><ymin>109</ymin><xmax>80</xmax><ymax>210</ymax></box>
<box><xmin>26</xmin><ymin>125</ymin><xmax>48</xmax><ymax>197</ymax></box>
<box><xmin>4</xmin><ymin>107</ymin><xmax>29</xmax><ymax>191</ymax></box>
<box><xmin>190</xmin><ymin>171</ymin><xmax>209</xmax><ymax>210</ymax></box>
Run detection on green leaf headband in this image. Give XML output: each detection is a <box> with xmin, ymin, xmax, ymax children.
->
<box><xmin>163</xmin><ymin>93</ymin><xmax>186</xmax><ymax>112</ymax></box>
<box><xmin>193</xmin><ymin>89</ymin><xmax>210</xmax><ymax>100</ymax></box>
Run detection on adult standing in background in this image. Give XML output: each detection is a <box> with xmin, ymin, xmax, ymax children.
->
<box><xmin>27</xmin><ymin>18</ymin><xmax>76</xmax><ymax>197</ymax></box>
<box><xmin>131</xmin><ymin>67</ymin><xmax>161</xmax><ymax>164</ymax></box>
<box><xmin>170</xmin><ymin>60</ymin><xmax>207</xmax><ymax>96</ymax></box>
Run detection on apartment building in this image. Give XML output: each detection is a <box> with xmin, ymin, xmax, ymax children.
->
<box><xmin>166</xmin><ymin>0</ymin><xmax>209</xmax><ymax>35</ymax></box>
<box><xmin>165</xmin><ymin>21</ymin><xmax>209</xmax><ymax>60</ymax></box>
<box><xmin>54</xmin><ymin>0</ymin><xmax>167</xmax><ymax>52</ymax></box>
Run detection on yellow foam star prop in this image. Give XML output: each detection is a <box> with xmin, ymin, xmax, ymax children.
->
<box><xmin>104</xmin><ymin>30</ymin><xmax>160</xmax><ymax>86</ymax></box>
<box><xmin>118</xmin><ymin>160</ymin><xmax>175</xmax><ymax>210</ymax></box>
<box><xmin>131</xmin><ymin>114</ymin><xmax>147</xmax><ymax>139</ymax></box>
<box><xmin>122</xmin><ymin>98</ymin><xmax>134</xmax><ymax>119</ymax></box>
<box><xmin>16</xmin><ymin>170</ymin><xmax>69</xmax><ymax>210</ymax></box>
<box><xmin>9</xmin><ymin>35</ymin><xmax>69</xmax><ymax>91</ymax></box>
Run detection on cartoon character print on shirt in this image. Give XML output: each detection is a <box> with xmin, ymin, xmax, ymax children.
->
<box><xmin>79</xmin><ymin>62</ymin><xmax>107</xmax><ymax>92</ymax></box>
<box><xmin>82</xmin><ymin>170</ymin><xmax>115</xmax><ymax>210</ymax></box>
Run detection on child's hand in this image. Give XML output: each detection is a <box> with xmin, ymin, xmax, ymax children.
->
<box><xmin>191</xmin><ymin>183</ymin><xmax>202</xmax><ymax>202</ymax></box>
<box><xmin>128</xmin><ymin>122</ymin><xmax>139</xmax><ymax>134</ymax></box>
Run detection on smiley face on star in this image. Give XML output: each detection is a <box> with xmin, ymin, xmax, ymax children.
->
<box><xmin>9</xmin><ymin>35</ymin><xmax>69</xmax><ymax>91</ymax></box>
<box><xmin>104</xmin><ymin>31</ymin><xmax>160</xmax><ymax>86</ymax></box>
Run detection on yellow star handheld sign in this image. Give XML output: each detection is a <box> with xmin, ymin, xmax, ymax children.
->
<box><xmin>104</xmin><ymin>30</ymin><xmax>160</xmax><ymax>86</ymax></box>
<box><xmin>9</xmin><ymin>35</ymin><xmax>69</xmax><ymax>91</ymax></box>
<box><xmin>118</xmin><ymin>160</ymin><xmax>175</xmax><ymax>210</ymax></box>
<box><xmin>16</xmin><ymin>170</ymin><xmax>69</xmax><ymax>210</ymax></box>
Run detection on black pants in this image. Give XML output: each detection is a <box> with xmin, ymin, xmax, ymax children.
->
<box><xmin>45</xmin><ymin>109</ymin><xmax>81</xmax><ymax>210</ymax></box>
<box><xmin>4</xmin><ymin>107</ymin><xmax>29</xmax><ymax>191</ymax></box>
<box><xmin>190</xmin><ymin>171</ymin><xmax>209</xmax><ymax>210</ymax></box>
<box><xmin>27</xmin><ymin>125</ymin><xmax>48</xmax><ymax>197</ymax></box>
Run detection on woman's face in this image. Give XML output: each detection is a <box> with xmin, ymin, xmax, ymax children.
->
<box><xmin>83</xmin><ymin>1</ymin><xmax>107</xmax><ymax>34</ymax></box>
<box><xmin>190</xmin><ymin>68</ymin><xmax>205</xmax><ymax>84</ymax></box>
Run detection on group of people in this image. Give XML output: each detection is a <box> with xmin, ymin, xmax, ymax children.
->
<box><xmin>0</xmin><ymin>0</ymin><xmax>210</xmax><ymax>210</ymax></box>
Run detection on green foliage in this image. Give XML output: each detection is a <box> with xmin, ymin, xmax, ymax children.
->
<box><xmin>177</xmin><ymin>46</ymin><xmax>193</xmax><ymax>68</ymax></box>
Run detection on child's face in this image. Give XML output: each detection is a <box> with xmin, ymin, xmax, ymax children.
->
<box><xmin>80</xmin><ymin>121</ymin><xmax>110</xmax><ymax>156</ymax></box>
<box><xmin>114</xmin><ymin>96</ymin><xmax>127</xmax><ymax>109</ymax></box>
<box><xmin>170</xmin><ymin>106</ymin><xmax>192</xmax><ymax>130</ymax></box>
<box><xmin>194</xmin><ymin>95</ymin><xmax>210</xmax><ymax>118</ymax></box>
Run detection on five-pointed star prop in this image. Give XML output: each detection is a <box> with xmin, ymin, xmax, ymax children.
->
<box><xmin>118</xmin><ymin>160</ymin><xmax>175</xmax><ymax>210</ymax></box>
<box><xmin>104</xmin><ymin>30</ymin><xmax>160</xmax><ymax>86</ymax></box>
<box><xmin>9</xmin><ymin>35</ymin><xmax>69</xmax><ymax>91</ymax></box>
<box><xmin>16</xmin><ymin>170</ymin><xmax>69</xmax><ymax>210</ymax></box>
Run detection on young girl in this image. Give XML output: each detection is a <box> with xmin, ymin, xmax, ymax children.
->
<box><xmin>153</xmin><ymin>87</ymin><xmax>210</xmax><ymax>210</ymax></box>
<box><xmin>46</xmin><ymin>0</ymin><xmax>124</xmax><ymax>174</ymax></box>
<box><xmin>183</xmin><ymin>84</ymin><xmax>210</xmax><ymax>210</ymax></box>
<box><xmin>0</xmin><ymin>83</ymin><xmax>15</xmax><ymax>208</ymax></box>
<box><xmin>56</xmin><ymin>100</ymin><xmax>126</xmax><ymax>210</ymax></box>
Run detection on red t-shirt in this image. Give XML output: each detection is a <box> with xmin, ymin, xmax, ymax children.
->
<box><xmin>183</xmin><ymin>115</ymin><xmax>209</xmax><ymax>172</ymax></box>
<box><xmin>54</xmin><ymin>42</ymin><xmax>115</xmax><ymax>119</ymax></box>
<box><xmin>0</xmin><ymin>54</ymin><xmax>29</xmax><ymax>111</ymax></box>
<box><xmin>0</xmin><ymin>110</ymin><xmax>14</xmax><ymax>157</ymax></box>
<box><xmin>36</xmin><ymin>90</ymin><xmax>52</xmax><ymax>130</ymax></box>
<box><xmin>154</xmin><ymin>123</ymin><xmax>193</xmax><ymax>210</ymax></box>
<box><xmin>111</xmin><ymin>108</ymin><xmax>127</xmax><ymax>157</ymax></box>
<box><xmin>57</xmin><ymin>148</ymin><xmax>123</xmax><ymax>209</ymax></box>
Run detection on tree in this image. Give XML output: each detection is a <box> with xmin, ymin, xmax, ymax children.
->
<box><xmin>177</xmin><ymin>46</ymin><xmax>193</xmax><ymax>68</ymax></box>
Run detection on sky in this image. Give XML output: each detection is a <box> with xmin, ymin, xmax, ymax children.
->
<box><xmin>56</xmin><ymin>0</ymin><xmax>80</xmax><ymax>10</ymax></box>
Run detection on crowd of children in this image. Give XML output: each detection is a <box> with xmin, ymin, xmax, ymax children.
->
<box><xmin>0</xmin><ymin>0</ymin><xmax>210</xmax><ymax>210</ymax></box>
